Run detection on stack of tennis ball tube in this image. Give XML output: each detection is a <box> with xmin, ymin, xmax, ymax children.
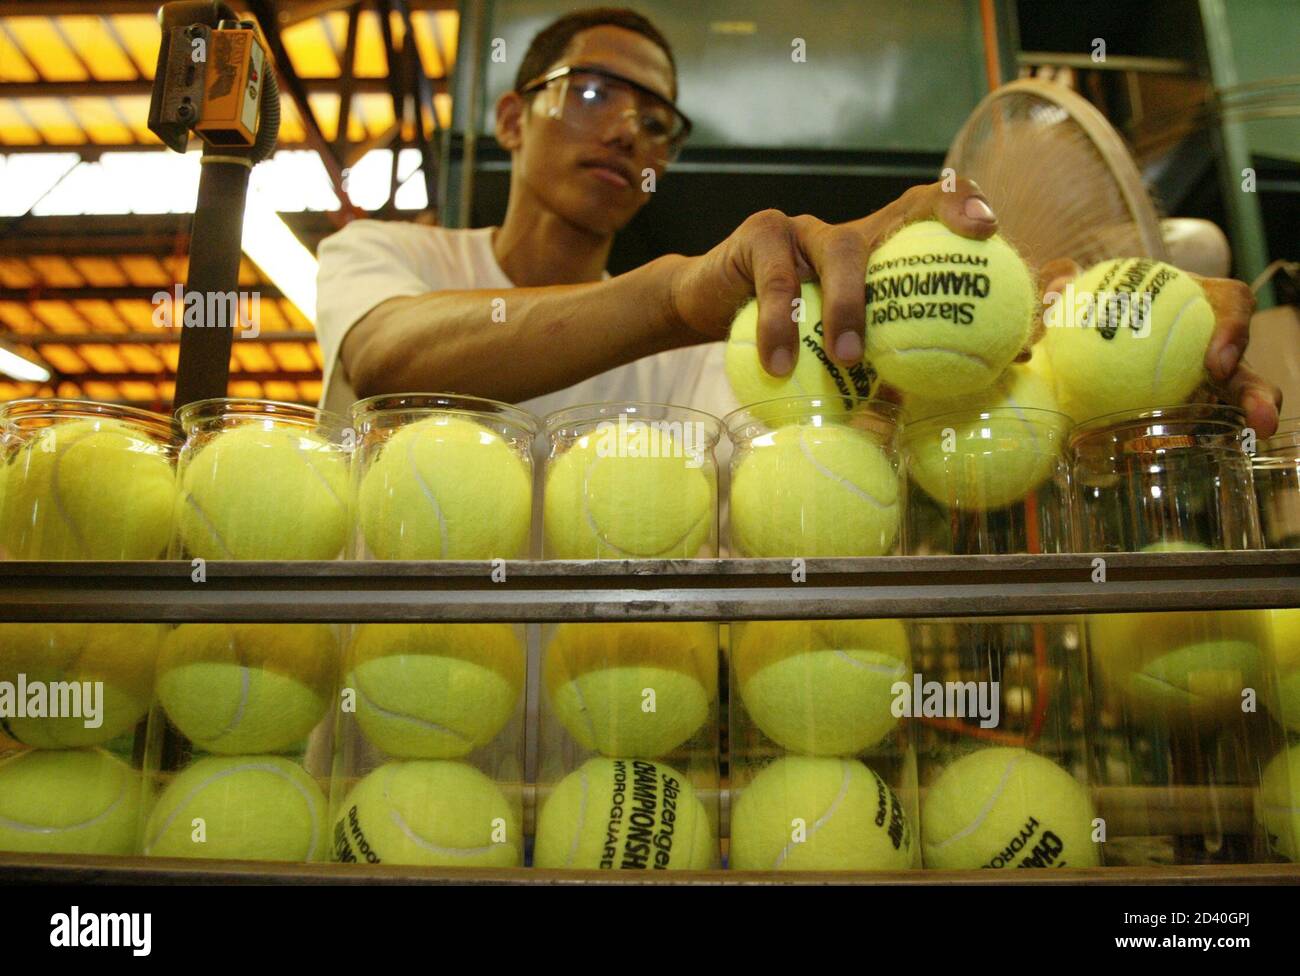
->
<box><xmin>0</xmin><ymin>217</ymin><xmax>1295</xmax><ymax>874</ymax></box>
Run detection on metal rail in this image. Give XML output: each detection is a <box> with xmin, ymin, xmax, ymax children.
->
<box><xmin>1</xmin><ymin>551</ymin><xmax>1297</xmax><ymax>623</ymax></box>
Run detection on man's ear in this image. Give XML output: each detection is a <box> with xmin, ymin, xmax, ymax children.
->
<box><xmin>495</xmin><ymin>91</ymin><xmax>525</xmax><ymax>151</ymax></box>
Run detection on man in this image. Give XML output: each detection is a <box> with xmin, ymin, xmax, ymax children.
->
<box><xmin>316</xmin><ymin>7</ymin><xmax>1280</xmax><ymax>434</ymax></box>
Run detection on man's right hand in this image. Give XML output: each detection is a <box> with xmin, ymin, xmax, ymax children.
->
<box><xmin>665</xmin><ymin>179</ymin><xmax>999</xmax><ymax>377</ymax></box>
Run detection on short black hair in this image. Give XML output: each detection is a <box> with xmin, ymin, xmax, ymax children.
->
<box><xmin>514</xmin><ymin>7</ymin><xmax>677</xmax><ymax>99</ymax></box>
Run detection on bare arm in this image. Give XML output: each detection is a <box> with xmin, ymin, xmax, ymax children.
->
<box><xmin>342</xmin><ymin>254</ymin><xmax>700</xmax><ymax>402</ymax></box>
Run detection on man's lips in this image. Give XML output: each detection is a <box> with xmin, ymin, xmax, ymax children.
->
<box><xmin>581</xmin><ymin>161</ymin><xmax>633</xmax><ymax>188</ymax></box>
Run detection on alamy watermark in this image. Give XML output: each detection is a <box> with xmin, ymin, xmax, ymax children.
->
<box><xmin>591</xmin><ymin>414</ymin><xmax>708</xmax><ymax>469</ymax></box>
<box><xmin>151</xmin><ymin>284</ymin><xmax>260</xmax><ymax>338</ymax></box>
<box><xmin>1043</xmin><ymin>281</ymin><xmax>1156</xmax><ymax>338</ymax></box>
<box><xmin>891</xmin><ymin>673</ymin><xmax>1001</xmax><ymax>729</ymax></box>
<box><xmin>0</xmin><ymin>674</ymin><xmax>104</xmax><ymax>731</ymax></box>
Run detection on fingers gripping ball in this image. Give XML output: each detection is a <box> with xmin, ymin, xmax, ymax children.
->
<box><xmin>729</xmin><ymin>756</ymin><xmax>915</xmax><ymax>871</ymax></box>
<box><xmin>143</xmin><ymin>756</ymin><xmax>328</xmax><ymax>862</ymax></box>
<box><xmin>544</xmin><ymin>421</ymin><xmax>714</xmax><ymax>558</ymax></box>
<box><xmin>864</xmin><ymin>221</ymin><xmax>1036</xmax><ymax>397</ymax></box>
<box><xmin>157</xmin><ymin>623</ymin><xmax>336</xmax><ymax>754</ymax></box>
<box><xmin>358</xmin><ymin>417</ymin><xmax>532</xmax><ymax>559</ymax></box>
<box><xmin>544</xmin><ymin>623</ymin><xmax>717</xmax><ymax>758</ymax></box>
<box><xmin>921</xmin><ymin>748</ymin><xmax>1099</xmax><ymax>869</ymax></box>
<box><xmin>734</xmin><ymin>619</ymin><xmax>910</xmax><ymax>756</ymax></box>
<box><xmin>0</xmin><ymin>748</ymin><xmax>142</xmax><ymax>855</ymax></box>
<box><xmin>348</xmin><ymin>623</ymin><xmax>525</xmax><ymax>759</ymax></box>
<box><xmin>0</xmin><ymin>623</ymin><xmax>163</xmax><ymax>748</ymax></box>
<box><xmin>178</xmin><ymin>424</ymin><xmax>349</xmax><ymax>560</ymax></box>
<box><xmin>725</xmin><ymin>281</ymin><xmax>878</xmax><ymax>410</ymax></box>
<box><xmin>332</xmin><ymin>760</ymin><xmax>520</xmax><ymax>867</ymax></box>
<box><xmin>902</xmin><ymin>362</ymin><xmax>1063</xmax><ymax>510</ymax></box>
<box><xmin>533</xmin><ymin>757</ymin><xmax>716</xmax><ymax>869</ymax></box>
<box><xmin>1041</xmin><ymin>258</ymin><xmax>1215</xmax><ymax>424</ymax></box>
<box><xmin>0</xmin><ymin>419</ymin><xmax>175</xmax><ymax>560</ymax></box>
<box><xmin>730</xmin><ymin>422</ymin><xmax>900</xmax><ymax>557</ymax></box>
<box><xmin>1257</xmin><ymin>745</ymin><xmax>1300</xmax><ymax>862</ymax></box>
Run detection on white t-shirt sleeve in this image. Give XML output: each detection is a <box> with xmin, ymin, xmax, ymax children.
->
<box><xmin>315</xmin><ymin>219</ymin><xmax>443</xmax><ymax>400</ymax></box>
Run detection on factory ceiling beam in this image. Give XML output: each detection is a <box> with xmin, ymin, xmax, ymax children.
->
<box><xmin>55</xmin><ymin>370</ymin><xmax>319</xmax><ymax>383</ymax></box>
<box><xmin>273</xmin><ymin>0</ymin><xmax>457</xmax><ymax>25</ymax></box>
<box><xmin>0</xmin><ymin>214</ymin><xmax>337</xmax><ymax>255</ymax></box>
<box><xmin>0</xmin><ymin>78</ymin><xmax>445</xmax><ymax>98</ymax></box>
<box><xmin>20</xmin><ymin>331</ymin><xmax>306</xmax><ymax>346</ymax></box>
<box><xmin>0</xmin><ymin>1</ymin><xmax>165</xmax><ymax>13</ymax></box>
<box><xmin>8</xmin><ymin>286</ymin><xmax>285</xmax><ymax>302</ymax></box>
<box><xmin>246</xmin><ymin>0</ymin><xmax>360</xmax><ymax>224</ymax></box>
<box><xmin>0</xmin><ymin>0</ymin><xmax>454</xmax><ymax>17</ymax></box>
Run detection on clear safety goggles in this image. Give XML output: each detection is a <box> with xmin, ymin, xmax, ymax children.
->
<box><xmin>518</xmin><ymin>64</ymin><xmax>692</xmax><ymax>165</ymax></box>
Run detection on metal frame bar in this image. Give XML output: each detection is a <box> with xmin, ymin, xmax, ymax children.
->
<box><xmin>1</xmin><ymin>551</ymin><xmax>1297</xmax><ymax>624</ymax></box>
<box><xmin>1</xmin><ymin>852</ymin><xmax>1295</xmax><ymax>886</ymax></box>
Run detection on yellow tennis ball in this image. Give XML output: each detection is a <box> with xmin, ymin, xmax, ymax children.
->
<box><xmin>864</xmin><ymin>220</ymin><xmax>1036</xmax><ymax>397</ymax></box>
<box><xmin>0</xmin><ymin>418</ymin><xmax>175</xmax><ymax>560</ymax></box>
<box><xmin>177</xmin><ymin>424</ymin><xmax>349</xmax><ymax>560</ymax></box>
<box><xmin>729</xmin><ymin>756</ymin><xmax>915</xmax><ymax>870</ymax></box>
<box><xmin>1042</xmin><ymin>258</ymin><xmax>1215</xmax><ymax>424</ymax></box>
<box><xmin>357</xmin><ymin>417</ymin><xmax>532</xmax><ymax>559</ymax></box>
<box><xmin>157</xmin><ymin>623</ymin><xmax>336</xmax><ymax>754</ymax></box>
<box><xmin>901</xmin><ymin>362</ymin><xmax>1064</xmax><ymax>510</ymax></box>
<box><xmin>1088</xmin><ymin>545</ymin><xmax>1267</xmax><ymax>726</ymax></box>
<box><xmin>734</xmin><ymin>618</ymin><xmax>910</xmax><ymax>756</ymax></box>
<box><xmin>0</xmin><ymin>623</ymin><xmax>163</xmax><ymax>748</ymax></box>
<box><xmin>544</xmin><ymin>420</ymin><xmax>714</xmax><ymax>558</ymax></box>
<box><xmin>921</xmin><ymin>747</ymin><xmax>1099</xmax><ymax>869</ymax></box>
<box><xmin>544</xmin><ymin>622</ymin><xmax>717</xmax><ymax>758</ymax></box>
<box><xmin>726</xmin><ymin>280</ymin><xmax>878</xmax><ymax>410</ymax></box>
<box><xmin>143</xmin><ymin>755</ymin><xmax>328</xmax><ymax>862</ymax></box>
<box><xmin>348</xmin><ymin>623</ymin><xmax>525</xmax><ymax>759</ymax></box>
<box><xmin>332</xmin><ymin>760</ymin><xmax>520</xmax><ymax>867</ymax></box>
<box><xmin>1257</xmin><ymin>745</ymin><xmax>1300</xmax><ymax>862</ymax></box>
<box><xmin>533</xmin><ymin>756</ymin><xmax>716</xmax><ymax>869</ymax></box>
<box><xmin>0</xmin><ymin>748</ymin><xmax>142</xmax><ymax>855</ymax></box>
<box><xmin>1267</xmin><ymin>608</ymin><xmax>1300</xmax><ymax>731</ymax></box>
<box><xmin>730</xmin><ymin>421</ymin><xmax>900</xmax><ymax>557</ymax></box>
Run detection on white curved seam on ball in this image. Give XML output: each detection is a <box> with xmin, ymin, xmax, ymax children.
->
<box><xmin>206</xmin><ymin>664</ymin><xmax>253</xmax><ymax>746</ymax></box>
<box><xmin>1004</xmin><ymin>393</ymin><xmax>1044</xmax><ymax>459</ymax></box>
<box><xmin>929</xmin><ymin>753</ymin><xmax>1020</xmax><ymax>851</ymax></box>
<box><xmin>568</xmin><ymin>667</ymin><xmax>600</xmax><ymax>750</ymax></box>
<box><xmin>1260</xmin><ymin>800</ymin><xmax>1300</xmax><ymax>816</ymax></box>
<box><xmin>883</xmin><ymin>346</ymin><xmax>994</xmax><ymax>369</ymax></box>
<box><xmin>797</xmin><ymin>430</ymin><xmax>895</xmax><ymax>511</ymax></box>
<box><xmin>48</xmin><ymin>427</ymin><xmax>95</xmax><ymax>555</ymax></box>
<box><xmin>145</xmin><ymin>761</ymin><xmax>316</xmax><ymax>854</ymax></box>
<box><xmin>773</xmin><ymin>761</ymin><xmax>851</xmax><ymax>869</ymax></box>
<box><xmin>355</xmin><ymin>679</ymin><xmax>471</xmax><ymax>744</ymax></box>
<box><xmin>296</xmin><ymin>435</ymin><xmax>348</xmax><ymax>513</ymax></box>
<box><xmin>830</xmin><ymin>649</ymin><xmax>907</xmax><ymax>675</ymax></box>
<box><xmin>182</xmin><ymin>491</ymin><xmax>234</xmax><ymax>558</ymax></box>
<box><xmin>566</xmin><ymin>764</ymin><xmax>591</xmax><ymax>869</ymax></box>
<box><xmin>406</xmin><ymin>435</ymin><xmax>451</xmax><ymax>558</ymax></box>
<box><xmin>383</xmin><ymin>809</ymin><xmax>498</xmax><ymax>858</ymax></box>
<box><xmin>0</xmin><ymin>777</ymin><xmax>128</xmax><ymax>835</ymax></box>
<box><xmin>1150</xmin><ymin>293</ymin><xmax>1203</xmax><ymax>396</ymax></box>
<box><xmin>582</xmin><ymin>459</ymin><xmax>709</xmax><ymax>558</ymax></box>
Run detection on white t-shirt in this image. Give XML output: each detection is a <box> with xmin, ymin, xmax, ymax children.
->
<box><xmin>314</xmin><ymin>219</ymin><xmax>738</xmax><ymax>426</ymax></box>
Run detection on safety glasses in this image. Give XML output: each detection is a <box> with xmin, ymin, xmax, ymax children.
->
<box><xmin>518</xmin><ymin>64</ymin><xmax>692</xmax><ymax>165</ymax></box>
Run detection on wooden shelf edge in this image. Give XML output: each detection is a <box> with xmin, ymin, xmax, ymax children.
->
<box><xmin>4</xmin><ymin>853</ymin><xmax>1299</xmax><ymax>886</ymax></box>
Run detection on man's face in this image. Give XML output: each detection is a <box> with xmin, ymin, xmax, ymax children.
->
<box><xmin>505</xmin><ymin>26</ymin><xmax>677</xmax><ymax>236</ymax></box>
